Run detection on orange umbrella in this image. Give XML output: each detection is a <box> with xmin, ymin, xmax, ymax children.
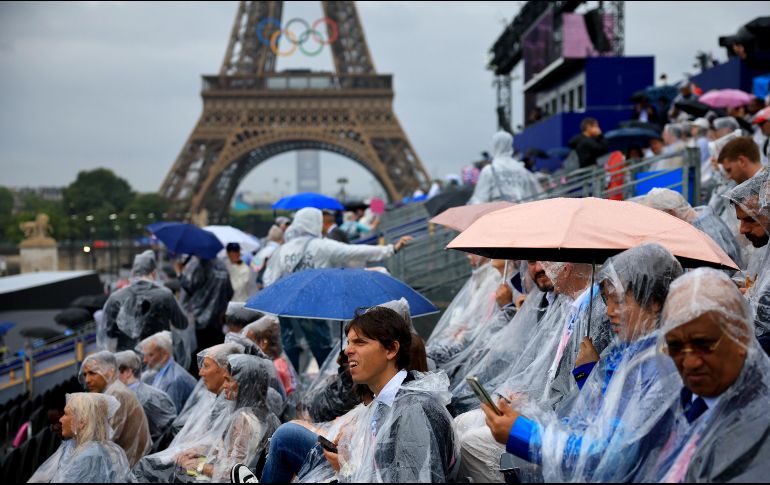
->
<box><xmin>429</xmin><ymin>201</ymin><xmax>515</xmax><ymax>232</ymax></box>
<box><xmin>447</xmin><ymin>197</ymin><xmax>738</xmax><ymax>270</ymax></box>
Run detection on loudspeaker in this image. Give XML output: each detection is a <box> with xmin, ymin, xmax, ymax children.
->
<box><xmin>584</xmin><ymin>9</ymin><xmax>612</xmax><ymax>53</ymax></box>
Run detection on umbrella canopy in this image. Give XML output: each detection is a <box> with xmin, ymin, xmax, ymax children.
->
<box><xmin>152</xmin><ymin>223</ymin><xmax>224</xmax><ymax>259</ymax></box>
<box><xmin>146</xmin><ymin>221</ymin><xmax>183</xmax><ymax>233</ymax></box>
<box><xmin>700</xmin><ymin>89</ymin><xmax>754</xmax><ymax>109</ymax></box>
<box><xmin>447</xmin><ymin>197</ymin><xmax>738</xmax><ymax>270</ymax></box>
<box><xmin>203</xmin><ymin>225</ymin><xmax>261</xmax><ymax>254</ymax></box>
<box><xmin>605</xmin><ymin>127</ymin><xmax>660</xmax><ymax>151</ymax></box>
<box><xmin>619</xmin><ymin>120</ymin><xmax>662</xmax><ymax>133</ymax></box>
<box><xmin>245</xmin><ymin>268</ymin><xmax>438</xmax><ymax>321</ymax></box>
<box><xmin>0</xmin><ymin>322</ymin><xmax>15</xmax><ymax>336</ymax></box>
<box><xmin>423</xmin><ymin>185</ymin><xmax>474</xmax><ymax>216</ymax></box>
<box><xmin>54</xmin><ymin>307</ymin><xmax>94</xmax><ymax>327</ymax></box>
<box><xmin>272</xmin><ymin>192</ymin><xmax>344</xmax><ymax>211</ymax></box>
<box><xmin>430</xmin><ymin>201</ymin><xmax>514</xmax><ymax>232</ymax></box>
<box><xmin>546</xmin><ymin>147</ymin><xmax>572</xmax><ymax>159</ymax></box>
<box><xmin>20</xmin><ymin>327</ymin><xmax>63</xmax><ymax>340</ymax></box>
<box><xmin>674</xmin><ymin>98</ymin><xmax>724</xmax><ymax>118</ymax></box>
<box><xmin>753</xmin><ymin>106</ymin><xmax>770</xmax><ymax>125</ymax></box>
<box><xmin>69</xmin><ymin>294</ymin><xmax>108</xmax><ymax>312</ymax></box>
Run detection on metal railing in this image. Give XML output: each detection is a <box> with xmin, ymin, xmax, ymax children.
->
<box><xmin>0</xmin><ymin>324</ymin><xmax>97</xmax><ymax>403</ymax></box>
<box><xmin>202</xmin><ymin>73</ymin><xmax>393</xmax><ymax>93</ymax></box>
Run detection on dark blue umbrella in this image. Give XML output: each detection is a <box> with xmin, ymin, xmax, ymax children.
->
<box><xmin>0</xmin><ymin>322</ymin><xmax>15</xmax><ymax>336</ymax></box>
<box><xmin>146</xmin><ymin>221</ymin><xmax>183</xmax><ymax>233</ymax></box>
<box><xmin>605</xmin><ymin>127</ymin><xmax>660</xmax><ymax>152</ymax></box>
<box><xmin>272</xmin><ymin>192</ymin><xmax>344</xmax><ymax>211</ymax></box>
<box><xmin>152</xmin><ymin>223</ymin><xmax>223</xmax><ymax>259</ymax></box>
<box><xmin>546</xmin><ymin>147</ymin><xmax>572</xmax><ymax>159</ymax></box>
<box><xmin>245</xmin><ymin>268</ymin><xmax>438</xmax><ymax>321</ymax></box>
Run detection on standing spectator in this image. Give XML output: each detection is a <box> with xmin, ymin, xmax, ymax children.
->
<box><xmin>225</xmin><ymin>243</ymin><xmax>255</xmax><ymax>302</ymax></box>
<box><xmin>568</xmin><ymin>118</ymin><xmax>608</xmax><ymax>169</ymax></box>
<box><xmin>102</xmin><ymin>250</ymin><xmax>189</xmax><ymax>352</ymax></box>
<box><xmin>668</xmin><ymin>79</ymin><xmax>698</xmax><ymax>121</ymax></box>
<box><xmin>177</xmin><ymin>255</ymin><xmax>234</xmax><ymax>356</ymax></box>
<box><xmin>469</xmin><ymin>131</ymin><xmax>542</xmax><ymax>203</ymax></box>
<box><xmin>322</xmin><ymin>210</ymin><xmax>349</xmax><ymax>243</ymax></box>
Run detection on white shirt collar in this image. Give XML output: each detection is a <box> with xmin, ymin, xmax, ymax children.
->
<box><xmin>692</xmin><ymin>392</ymin><xmax>720</xmax><ymax>411</ymax></box>
<box><xmin>374</xmin><ymin>369</ymin><xmax>408</xmax><ymax>407</ymax></box>
<box><xmin>545</xmin><ymin>291</ymin><xmax>557</xmax><ymax>306</ymax></box>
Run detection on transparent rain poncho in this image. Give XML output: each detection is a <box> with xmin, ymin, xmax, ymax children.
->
<box><xmin>224</xmin><ymin>301</ymin><xmax>262</xmax><ymax>332</ymax></box>
<box><xmin>509</xmin><ymin>243</ymin><xmax>684</xmax><ymax>482</ymax></box>
<box><xmin>224</xmin><ymin>331</ymin><xmax>287</xmax><ymax>416</ymax></box>
<box><xmin>179</xmin><ymin>256</ymin><xmax>234</xmax><ymax>330</ymax></box>
<box><xmin>131</xmin><ymin>343</ymin><xmax>242</xmax><ymax>482</ymax></box>
<box><xmin>137</xmin><ymin>331</ymin><xmax>197</xmax><ymax>414</ymax></box>
<box><xmin>642</xmin><ymin>187</ymin><xmax>744</xmax><ymax>271</ymax></box>
<box><xmin>635</xmin><ymin>268</ymin><xmax>770</xmax><ymax>482</ymax></box>
<box><xmin>78</xmin><ymin>351</ymin><xmax>151</xmax><ymax>467</ymax></box>
<box><xmin>450</xmin><ymin>287</ymin><xmax>571</xmax><ymax>415</ymax></box>
<box><xmin>242</xmin><ymin>316</ymin><xmax>300</xmax><ymax>396</ymax></box>
<box><xmin>723</xmin><ymin>168</ymin><xmax>770</xmax><ymax>337</ymax></box>
<box><xmin>115</xmin><ymin>350</ymin><xmax>177</xmax><ymax>443</ymax></box>
<box><xmin>29</xmin><ymin>393</ymin><xmax>132</xmax><ymax>483</ymax></box>
<box><xmin>300</xmin><ymin>371</ymin><xmax>457</xmax><ymax>483</ymax></box>
<box><xmin>178</xmin><ymin>355</ymin><xmax>281</xmax><ymax>482</ymax></box>
<box><xmin>262</xmin><ymin>207</ymin><xmax>396</xmax><ymax>287</ymax></box>
<box><xmin>426</xmin><ymin>262</ymin><xmax>500</xmax><ymax>367</ymax></box>
<box><xmin>102</xmin><ymin>276</ymin><xmax>189</xmax><ymax>352</ymax></box>
<box><xmin>469</xmin><ymin>131</ymin><xmax>543</xmax><ymax>204</ymax></box>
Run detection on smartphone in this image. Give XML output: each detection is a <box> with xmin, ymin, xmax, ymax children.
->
<box><xmin>318</xmin><ymin>435</ymin><xmax>338</xmax><ymax>454</ymax></box>
<box><xmin>465</xmin><ymin>375</ymin><xmax>502</xmax><ymax>416</ymax></box>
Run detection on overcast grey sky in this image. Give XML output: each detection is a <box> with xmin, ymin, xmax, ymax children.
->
<box><xmin>1</xmin><ymin>1</ymin><xmax>767</xmax><ymax>200</ymax></box>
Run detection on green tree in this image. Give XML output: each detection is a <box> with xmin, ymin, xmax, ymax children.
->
<box><xmin>5</xmin><ymin>193</ymin><xmax>67</xmax><ymax>243</ymax></box>
<box><xmin>0</xmin><ymin>186</ymin><xmax>13</xmax><ymax>241</ymax></box>
<box><xmin>120</xmin><ymin>193</ymin><xmax>170</xmax><ymax>237</ymax></box>
<box><xmin>63</xmin><ymin>169</ymin><xmax>135</xmax><ymax>239</ymax></box>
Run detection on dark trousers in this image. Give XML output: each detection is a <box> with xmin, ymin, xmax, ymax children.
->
<box><xmin>279</xmin><ymin>317</ymin><xmax>333</xmax><ymax>372</ymax></box>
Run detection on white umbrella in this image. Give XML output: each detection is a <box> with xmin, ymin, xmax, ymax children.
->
<box><xmin>203</xmin><ymin>225</ymin><xmax>261</xmax><ymax>254</ymax></box>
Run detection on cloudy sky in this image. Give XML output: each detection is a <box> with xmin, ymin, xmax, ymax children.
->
<box><xmin>0</xmin><ymin>1</ymin><xmax>766</xmax><ymax>200</ymax></box>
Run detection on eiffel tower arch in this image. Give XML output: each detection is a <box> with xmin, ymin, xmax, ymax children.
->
<box><xmin>160</xmin><ymin>1</ymin><xmax>430</xmax><ymax>221</ymax></box>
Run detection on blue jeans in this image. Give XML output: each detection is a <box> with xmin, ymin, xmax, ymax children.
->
<box><xmin>261</xmin><ymin>422</ymin><xmax>319</xmax><ymax>483</ymax></box>
<box><xmin>280</xmin><ymin>317</ymin><xmax>333</xmax><ymax>372</ymax></box>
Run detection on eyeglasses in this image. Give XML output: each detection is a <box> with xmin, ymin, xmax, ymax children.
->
<box><xmin>660</xmin><ymin>334</ymin><xmax>725</xmax><ymax>358</ymax></box>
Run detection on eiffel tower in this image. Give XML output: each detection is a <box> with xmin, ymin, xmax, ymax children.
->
<box><xmin>160</xmin><ymin>1</ymin><xmax>430</xmax><ymax>221</ymax></box>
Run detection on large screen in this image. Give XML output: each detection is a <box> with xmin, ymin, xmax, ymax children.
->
<box><xmin>522</xmin><ymin>8</ymin><xmax>557</xmax><ymax>83</ymax></box>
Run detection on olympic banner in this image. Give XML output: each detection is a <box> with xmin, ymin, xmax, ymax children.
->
<box><xmin>256</xmin><ymin>17</ymin><xmax>339</xmax><ymax>57</ymax></box>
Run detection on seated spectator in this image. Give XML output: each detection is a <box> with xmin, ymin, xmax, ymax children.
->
<box><xmin>640</xmin><ymin>187</ymin><xmax>744</xmax><ymax>270</ymax></box>
<box><xmin>132</xmin><ymin>342</ymin><xmax>244</xmax><ymax>482</ymax></box>
<box><xmin>223</xmin><ymin>301</ymin><xmax>262</xmax><ymax>336</ymax></box>
<box><xmin>175</xmin><ymin>355</ymin><xmax>280</xmax><ymax>482</ymax></box>
<box><xmin>137</xmin><ymin>330</ymin><xmax>197</xmax><ymax>413</ymax></box>
<box><xmin>568</xmin><ymin>118</ymin><xmax>608</xmax><ymax>169</ymax></box>
<box><xmin>639</xmin><ymin>268</ymin><xmax>770</xmax><ymax>481</ymax></box>
<box><xmin>482</xmin><ymin>244</ymin><xmax>683</xmax><ymax>482</ymax></box>
<box><xmin>644</xmin><ymin>134</ymin><xmax>664</xmax><ymax>158</ymax></box>
<box><xmin>115</xmin><ymin>350</ymin><xmax>177</xmax><ymax>442</ymax></box>
<box><xmin>252</xmin><ymin>306</ymin><xmax>452</xmax><ymax>483</ymax></box>
<box><xmin>243</xmin><ymin>316</ymin><xmax>299</xmax><ymax>396</ymax></box>
<box><xmin>28</xmin><ymin>393</ymin><xmax>132</xmax><ymax>483</ymax></box>
<box><xmin>651</xmin><ymin>123</ymin><xmax>686</xmax><ymax>170</ymax></box>
<box><xmin>79</xmin><ymin>351</ymin><xmax>151</xmax><ymax>467</ymax></box>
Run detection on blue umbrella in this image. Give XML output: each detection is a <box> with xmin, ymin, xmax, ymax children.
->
<box><xmin>146</xmin><ymin>221</ymin><xmax>183</xmax><ymax>233</ymax></box>
<box><xmin>272</xmin><ymin>192</ymin><xmax>344</xmax><ymax>211</ymax></box>
<box><xmin>605</xmin><ymin>127</ymin><xmax>660</xmax><ymax>152</ymax></box>
<box><xmin>152</xmin><ymin>223</ymin><xmax>224</xmax><ymax>259</ymax></box>
<box><xmin>0</xmin><ymin>322</ymin><xmax>15</xmax><ymax>336</ymax></box>
<box><xmin>245</xmin><ymin>268</ymin><xmax>438</xmax><ymax>321</ymax></box>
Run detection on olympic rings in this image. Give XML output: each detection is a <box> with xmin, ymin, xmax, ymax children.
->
<box><xmin>255</xmin><ymin>17</ymin><xmax>339</xmax><ymax>57</ymax></box>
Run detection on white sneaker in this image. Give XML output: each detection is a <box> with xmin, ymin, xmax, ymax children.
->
<box><xmin>230</xmin><ymin>463</ymin><xmax>259</xmax><ymax>483</ymax></box>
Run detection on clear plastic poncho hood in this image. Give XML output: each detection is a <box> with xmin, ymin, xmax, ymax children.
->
<box><xmin>284</xmin><ymin>207</ymin><xmax>323</xmax><ymax>241</ymax></box>
<box><xmin>637</xmin><ymin>267</ymin><xmax>770</xmax><ymax>482</ymax></box>
<box><xmin>519</xmin><ymin>244</ymin><xmax>684</xmax><ymax>482</ymax></box>
<box><xmin>469</xmin><ymin>131</ymin><xmax>542</xmax><ymax>204</ymax></box>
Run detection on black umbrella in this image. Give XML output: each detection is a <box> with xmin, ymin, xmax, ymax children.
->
<box><xmin>619</xmin><ymin>120</ymin><xmax>661</xmax><ymax>133</ymax></box>
<box><xmin>54</xmin><ymin>307</ymin><xmax>94</xmax><ymax>327</ymax></box>
<box><xmin>424</xmin><ymin>185</ymin><xmax>474</xmax><ymax>217</ymax></box>
<box><xmin>675</xmin><ymin>99</ymin><xmax>726</xmax><ymax>118</ymax></box>
<box><xmin>69</xmin><ymin>294</ymin><xmax>108</xmax><ymax>313</ymax></box>
<box><xmin>343</xmin><ymin>200</ymin><xmax>369</xmax><ymax>212</ymax></box>
<box><xmin>20</xmin><ymin>327</ymin><xmax>63</xmax><ymax>340</ymax></box>
<box><xmin>629</xmin><ymin>89</ymin><xmax>648</xmax><ymax>103</ymax></box>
